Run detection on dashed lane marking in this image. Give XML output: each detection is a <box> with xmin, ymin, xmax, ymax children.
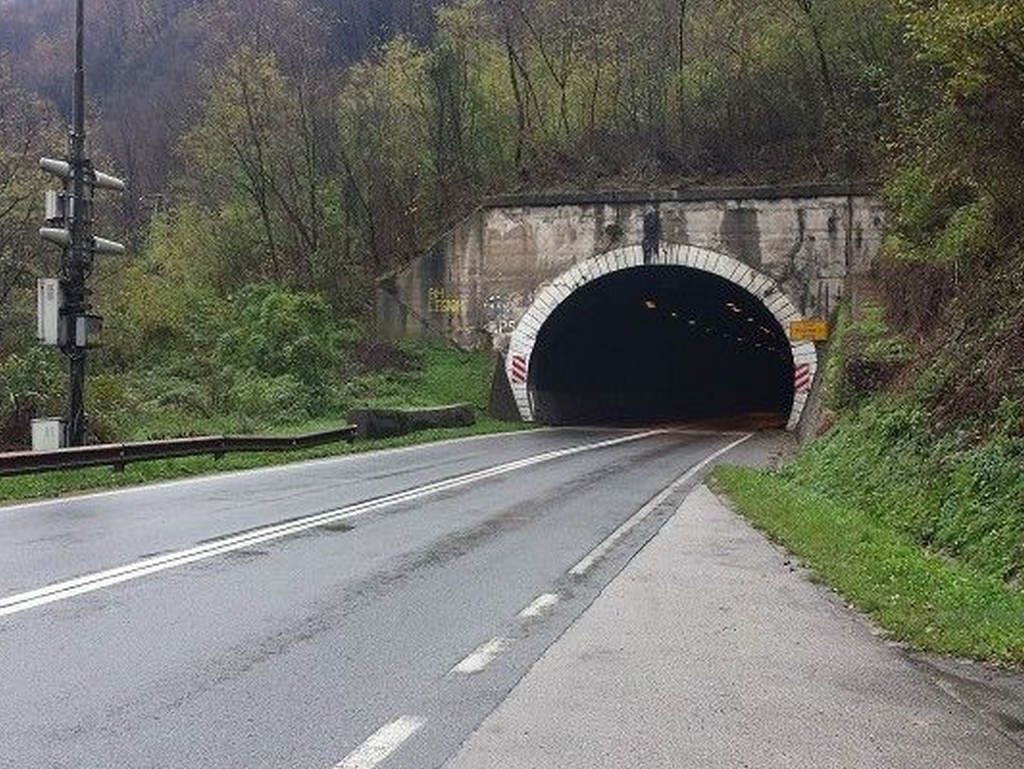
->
<box><xmin>518</xmin><ymin>593</ymin><xmax>560</xmax><ymax>618</ymax></box>
<box><xmin>332</xmin><ymin>715</ymin><xmax>425</xmax><ymax>769</ymax></box>
<box><xmin>450</xmin><ymin>637</ymin><xmax>510</xmax><ymax>675</ymax></box>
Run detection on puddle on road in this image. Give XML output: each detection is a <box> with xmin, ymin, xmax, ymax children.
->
<box><xmin>320</xmin><ymin>522</ymin><xmax>355</xmax><ymax>533</ymax></box>
<box><xmin>190</xmin><ymin>514</ymin><xmax>358</xmax><ymax>549</ymax></box>
<box><xmin>910</xmin><ymin>653</ymin><xmax>1024</xmax><ymax>746</ymax></box>
<box><xmin>222</xmin><ymin>548</ymin><xmax>268</xmax><ymax>561</ymax></box>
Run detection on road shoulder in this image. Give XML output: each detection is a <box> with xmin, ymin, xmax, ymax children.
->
<box><xmin>443</xmin><ymin>484</ymin><xmax>1023</xmax><ymax>769</ymax></box>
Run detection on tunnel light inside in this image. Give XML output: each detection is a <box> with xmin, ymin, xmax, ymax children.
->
<box><xmin>644</xmin><ymin>299</ymin><xmax>657</xmax><ymax>309</ymax></box>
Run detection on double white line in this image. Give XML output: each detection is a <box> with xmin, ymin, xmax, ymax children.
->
<box><xmin>0</xmin><ymin>430</ymin><xmax>665</xmax><ymax>619</ymax></box>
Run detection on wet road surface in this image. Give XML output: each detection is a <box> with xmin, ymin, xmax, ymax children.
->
<box><xmin>1</xmin><ymin>427</ymin><xmax>750</xmax><ymax>768</ymax></box>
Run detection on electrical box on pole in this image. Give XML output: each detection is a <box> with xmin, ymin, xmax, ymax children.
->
<box><xmin>36</xmin><ymin>278</ymin><xmax>63</xmax><ymax>346</ymax></box>
<box><xmin>74</xmin><ymin>314</ymin><xmax>104</xmax><ymax>348</ymax></box>
<box><xmin>44</xmin><ymin>190</ymin><xmax>65</xmax><ymax>222</ymax></box>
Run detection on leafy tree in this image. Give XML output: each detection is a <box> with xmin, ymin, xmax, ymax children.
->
<box><xmin>0</xmin><ymin>56</ymin><xmax>62</xmax><ymax>343</ymax></box>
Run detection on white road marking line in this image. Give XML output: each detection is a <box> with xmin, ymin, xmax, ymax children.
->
<box><xmin>0</xmin><ymin>428</ymin><xmax>561</xmax><ymax>513</ymax></box>
<box><xmin>568</xmin><ymin>433</ymin><xmax>754</xmax><ymax>576</ymax></box>
<box><xmin>518</xmin><ymin>593</ymin><xmax>560</xmax><ymax>618</ymax></box>
<box><xmin>332</xmin><ymin>715</ymin><xmax>425</xmax><ymax>769</ymax></box>
<box><xmin>0</xmin><ymin>430</ymin><xmax>666</xmax><ymax>618</ymax></box>
<box><xmin>450</xmin><ymin>637</ymin><xmax>509</xmax><ymax>674</ymax></box>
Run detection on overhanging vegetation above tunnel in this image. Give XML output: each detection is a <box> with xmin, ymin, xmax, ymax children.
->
<box><xmin>506</xmin><ymin>244</ymin><xmax>818</xmax><ymax>430</ymax></box>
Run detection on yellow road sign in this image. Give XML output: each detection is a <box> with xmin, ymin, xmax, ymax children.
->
<box><xmin>789</xmin><ymin>319</ymin><xmax>829</xmax><ymax>341</ymax></box>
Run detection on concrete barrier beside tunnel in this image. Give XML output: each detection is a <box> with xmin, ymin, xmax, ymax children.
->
<box><xmin>506</xmin><ymin>245</ymin><xmax>817</xmax><ymax>430</ymax></box>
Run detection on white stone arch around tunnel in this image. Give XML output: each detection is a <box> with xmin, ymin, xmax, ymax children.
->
<box><xmin>505</xmin><ymin>243</ymin><xmax>818</xmax><ymax>431</ymax></box>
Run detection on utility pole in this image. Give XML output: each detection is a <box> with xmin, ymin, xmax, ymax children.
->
<box><xmin>37</xmin><ymin>0</ymin><xmax>125</xmax><ymax>448</ymax></box>
<box><xmin>66</xmin><ymin>0</ymin><xmax>89</xmax><ymax>447</ymax></box>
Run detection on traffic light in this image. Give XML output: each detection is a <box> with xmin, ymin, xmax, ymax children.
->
<box><xmin>39</xmin><ymin>156</ymin><xmax>126</xmax><ymax>260</ymax></box>
<box><xmin>93</xmin><ymin>170</ymin><xmax>126</xmax><ymax>191</ymax></box>
<box><xmin>92</xmin><ymin>236</ymin><xmax>126</xmax><ymax>255</ymax></box>
<box><xmin>39</xmin><ymin>227</ymin><xmax>72</xmax><ymax>247</ymax></box>
<box><xmin>39</xmin><ymin>156</ymin><xmax>124</xmax><ymax>190</ymax></box>
<box><xmin>39</xmin><ymin>157</ymin><xmax>72</xmax><ymax>179</ymax></box>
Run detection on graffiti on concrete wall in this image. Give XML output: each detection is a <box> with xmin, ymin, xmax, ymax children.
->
<box><xmin>428</xmin><ymin>286</ymin><xmax>464</xmax><ymax>315</ymax></box>
<box><xmin>484</xmin><ymin>293</ymin><xmax>520</xmax><ymax>335</ymax></box>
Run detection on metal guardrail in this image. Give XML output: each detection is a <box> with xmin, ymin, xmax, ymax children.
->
<box><xmin>0</xmin><ymin>426</ymin><xmax>358</xmax><ymax>477</ymax></box>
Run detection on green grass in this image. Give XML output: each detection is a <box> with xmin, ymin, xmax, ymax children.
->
<box><xmin>787</xmin><ymin>403</ymin><xmax>1024</xmax><ymax>584</ymax></box>
<box><xmin>713</xmin><ymin>466</ymin><xmax>1024</xmax><ymax>668</ymax></box>
<box><xmin>0</xmin><ymin>343</ymin><xmax>528</xmax><ymax>505</ymax></box>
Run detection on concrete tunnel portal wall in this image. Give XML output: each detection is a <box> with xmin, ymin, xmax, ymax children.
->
<box><xmin>505</xmin><ymin>244</ymin><xmax>818</xmax><ymax>430</ymax></box>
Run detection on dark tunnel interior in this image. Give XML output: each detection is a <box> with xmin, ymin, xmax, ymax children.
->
<box><xmin>529</xmin><ymin>266</ymin><xmax>794</xmax><ymax>426</ymax></box>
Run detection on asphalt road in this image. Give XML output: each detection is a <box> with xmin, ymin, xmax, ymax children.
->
<box><xmin>445</xmin><ymin>485</ymin><xmax>1024</xmax><ymax>769</ymax></box>
<box><xmin>0</xmin><ymin>427</ymin><xmax>749</xmax><ymax>768</ymax></box>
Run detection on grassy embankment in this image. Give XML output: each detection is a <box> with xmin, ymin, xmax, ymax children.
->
<box><xmin>713</xmin><ymin>302</ymin><xmax>1024</xmax><ymax>667</ymax></box>
<box><xmin>0</xmin><ymin>344</ymin><xmax>527</xmax><ymax>505</ymax></box>
<box><xmin>715</xmin><ymin>457</ymin><xmax>1024</xmax><ymax>667</ymax></box>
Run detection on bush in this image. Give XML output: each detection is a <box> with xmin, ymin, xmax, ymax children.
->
<box><xmin>0</xmin><ymin>347</ymin><xmax>66</xmax><ymax>414</ymax></box>
<box><xmin>217</xmin><ymin>284</ymin><xmax>353</xmax><ymax>414</ymax></box>
<box><xmin>0</xmin><ymin>274</ymin><xmax>500</xmax><ymax>445</ymax></box>
<box><xmin>0</xmin><ymin>348</ymin><xmax>66</xmax><ymax>447</ymax></box>
<box><xmin>225</xmin><ymin>373</ymin><xmax>311</xmax><ymax>426</ymax></box>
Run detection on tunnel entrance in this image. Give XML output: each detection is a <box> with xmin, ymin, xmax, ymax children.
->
<box><xmin>526</xmin><ymin>265</ymin><xmax>795</xmax><ymax>427</ymax></box>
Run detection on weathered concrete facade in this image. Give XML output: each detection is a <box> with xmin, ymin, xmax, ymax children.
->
<box><xmin>378</xmin><ymin>184</ymin><xmax>883</xmax><ymax>429</ymax></box>
<box><xmin>380</xmin><ymin>185</ymin><xmax>884</xmax><ymax>349</ymax></box>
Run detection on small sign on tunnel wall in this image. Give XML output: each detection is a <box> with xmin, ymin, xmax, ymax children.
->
<box><xmin>789</xmin><ymin>319</ymin><xmax>829</xmax><ymax>341</ymax></box>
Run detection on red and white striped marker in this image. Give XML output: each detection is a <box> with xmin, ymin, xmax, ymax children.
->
<box><xmin>510</xmin><ymin>354</ymin><xmax>528</xmax><ymax>384</ymax></box>
<box><xmin>794</xmin><ymin>363</ymin><xmax>812</xmax><ymax>393</ymax></box>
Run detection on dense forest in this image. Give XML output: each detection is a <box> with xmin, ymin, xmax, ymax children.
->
<box><xmin>0</xmin><ymin>0</ymin><xmax>1022</xmax><ymax>447</ymax></box>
